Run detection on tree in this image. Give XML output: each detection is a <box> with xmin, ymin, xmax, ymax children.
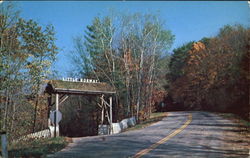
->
<box><xmin>168</xmin><ymin>41</ymin><xmax>194</xmax><ymax>82</ymax></box>
<box><xmin>0</xmin><ymin>2</ymin><xmax>58</xmax><ymax>140</ymax></box>
<box><xmin>0</xmin><ymin>2</ymin><xmax>24</xmax><ymax>133</ymax></box>
<box><xmin>17</xmin><ymin>19</ymin><xmax>58</xmax><ymax>132</ymax></box>
<box><xmin>71</xmin><ymin>12</ymin><xmax>174</xmax><ymax>120</ymax></box>
<box><xmin>168</xmin><ymin>24</ymin><xmax>249</xmax><ymax>120</ymax></box>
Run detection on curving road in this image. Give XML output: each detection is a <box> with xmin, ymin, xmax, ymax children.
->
<box><xmin>48</xmin><ymin>111</ymin><xmax>249</xmax><ymax>158</ymax></box>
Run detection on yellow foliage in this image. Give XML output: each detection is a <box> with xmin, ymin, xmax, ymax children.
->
<box><xmin>193</xmin><ymin>42</ymin><xmax>206</xmax><ymax>52</ymax></box>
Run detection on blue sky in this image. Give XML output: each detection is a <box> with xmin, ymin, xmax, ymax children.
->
<box><xmin>15</xmin><ymin>1</ymin><xmax>249</xmax><ymax>77</ymax></box>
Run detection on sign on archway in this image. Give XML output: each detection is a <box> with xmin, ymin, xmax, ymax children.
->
<box><xmin>50</xmin><ymin>110</ymin><xmax>62</xmax><ymax>124</ymax></box>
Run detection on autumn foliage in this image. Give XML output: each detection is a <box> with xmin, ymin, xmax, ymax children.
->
<box><xmin>168</xmin><ymin>25</ymin><xmax>249</xmax><ymax>120</ymax></box>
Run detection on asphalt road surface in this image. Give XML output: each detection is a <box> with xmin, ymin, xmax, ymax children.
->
<box><xmin>48</xmin><ymin>111</ymin><xmax>249</xmax><ymax>158</ymax></box>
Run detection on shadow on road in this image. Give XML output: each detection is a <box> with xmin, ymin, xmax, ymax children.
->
<box><xmin>50</xmin><ymin>111</ymin><xmax>250</xmax><ymax>158</ymax></box>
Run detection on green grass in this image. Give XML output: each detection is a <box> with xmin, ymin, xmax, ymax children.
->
<box><xmin>218</xmin><ymin>113</ymin><xmax>250</xmax><ymax>127</ymax></box>
<box><xmin>8</xmin><ymin>137</ymin><xmax>69</xmax><ymax>158</ymax></box>
<box><xmin>124</xmin><ymin>112</ymin><xmax>168</xmax><ymax>132</ymax></box>
<box><xmin>150</xmin><ymin>112</ymin><xmax>168</xmax><ymax>118</ymax></box>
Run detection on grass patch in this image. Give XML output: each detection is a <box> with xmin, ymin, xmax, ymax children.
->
<box><xmin>218</xmin><ymin>113</ymin><xmax>250</xmax><ymax>127</ymax></box>
<box><xmin>124</xmin><ymin>112</ymin><xmax>168</xmax><ymax>132</ymax></box>
<box><xmin>8</xmin><ymin>137</ymin><xmax>70</xmax><ymax>158</ymax></box>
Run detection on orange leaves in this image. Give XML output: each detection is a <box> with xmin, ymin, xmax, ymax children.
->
<box><xmin>150</xmin><ymin>89</ymin><xmax>167</xmax><ymax>112</ymax></box>
<box><xmin>123</xmin><ymin>48</ymin><xmax>140</xmax><ymax>72</ymax></box>
<box><xmin>187</xmin><ymin>42</ymin><xmax>207</xmax><ymax>66</ymax></box>
<box><xmin>191</xmin><ymin>42</ymin><xmax>206</xmax><ymax>52</ymax></box>
<box><xmin>169</xmin><ymin>25</ymin><xmax>249</xmax><ymax>115</ymax></box>
<box><xmin>151</xmin><ymin>90</ymin><xmax>166</xmax><ymax>104</ymax></box>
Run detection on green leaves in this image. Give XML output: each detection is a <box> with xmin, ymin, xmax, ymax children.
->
<box><xmin>17</xmin><ymin>19</ymin><xmax>58</xmax><ymax>59</ymax></box>
<box><xmin>0</xmin><ymin>2</ymin><xmax>58</xmax><ymax>139</ymax></box>
<box><xmin>71</xmin><ymin>11</ymin><xmax>175</xmax><ymax>119</ymax></box>
<box><xmin>168</xmin><ymin>41</ymin><xmax>194</xmax><ymax>81</ymax></box>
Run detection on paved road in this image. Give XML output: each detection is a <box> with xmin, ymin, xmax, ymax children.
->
<box><xmin>49</xmin><ymin>111</ymin><xmax>249</xmax><ymax>158</ymax></box>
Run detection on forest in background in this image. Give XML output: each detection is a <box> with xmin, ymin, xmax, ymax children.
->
<box><xmin>71</xmin><ymin>12</ymin><xmax>249</xmax><ymax>122</ymax></box>
<box><xmin>167</xmin><ymin>25</ymin><xmax>249</xmax><ymax>120</ymax></box>
<box><xmin>0</xmin><ymin>2</ymin><xmax>249</xmax><ymax>141</ymax></box>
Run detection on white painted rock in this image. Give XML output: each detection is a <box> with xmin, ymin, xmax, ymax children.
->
<box><xmin>49</xmin><ymin>126</ymin><xmax>59</xmax><ymax>137</ymax></box>
<box><xmin>120</xmin><ymin>119</ymin><xmax>129</xmax><ymax>130</ymax></box>
<box><xmin>128</xmin><ymin>117</ymin><xmax>136</xmax><ymax>127</ymax></box>
<box><xmin>111</xmin><ymin>123</ymin><xmax>122</xmax><ymax>134</ymax></box>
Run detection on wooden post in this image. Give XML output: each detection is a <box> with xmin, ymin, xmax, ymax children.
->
<box><xmin>56</xmin><ymin>94</ymin><xmax>59</xmax><ymax>111</ymax></box>
<box><xmin>109</xmin><ymin>96</ymin><xmax>113</xmax><ymax>134</ymax></box>
<box><xmin>109</xmin><ymin>96</ymin><xmax>112</xmax><ymax>124</ymax></box>
<box><xmin>55</xmin><ymin>93</ymin><xmax>59</xmax><ymax>137</ymax></box>
<box><xmin>101</xmin><ymin>95</ymin><xmax>104</xmax><ymax>125</ymax></box>
<box><xmin>1</xmin><ymin>131</ymin><xmax>8</xmax><ymax>158</ymax></box>
<box><xmin>48</xmin><ymin>95</ymin><xmax>52</xmax><ymax>133</ymax></box>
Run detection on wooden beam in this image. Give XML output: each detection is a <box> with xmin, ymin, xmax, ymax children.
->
<box><xmin>54</xmin><ymin>88</ymin><xmax>116</xmax><ymax>95</ymax></box>
<box><xmin>59</xmin><ymin>95</ymin><xmax>69</xmax><ymax>105</ymax></box>
<box><xmin>101</xmin><ymin>95</ymin><xmax>104</xmax><ymax>125</ymax></box>
<box><xmin>110</xmin><ymin>96</ymin><xmax>113</xmax><ymax>134</ymax></box>
<box><xmin>104</xmin><ymin>106</ymin><xmax>111</xmax><ymax>125</ymax></box>
<box><xmin>50</xmin><ymin>94</ymin><xmax>66</xmax><ymax>107</ymax></box>
<box><xmin>100</xmin><ymin>97</ymin><xmax>111</xmax><ymax>108</ymax></box>
<box><xmin>47</xmin><ymin>94</ymin><xmax>52</xmax><ymax>129</ymax></box>
<box><xmin>109</xmin><ymin>96</ymin><xmax>112</xmax><ymax>125</ymax></box>
<box><xmin>97</xmin><ymin>103</ymin><xmax>102</xmax><ymax>108</ymax></box>
<box><xmin>55</xmin><ymin>93</ymin><xmax>59</xmax><ymax>137</ymax></box>
<box><xmin>101</xmin><ymin>107</ymin><xmax>104</xmax><ymax>125</ymax></box>
<box><xmin>56</xmin><ymin>93</ymin><xmax>59</xmax><ymax>111</ymax></box>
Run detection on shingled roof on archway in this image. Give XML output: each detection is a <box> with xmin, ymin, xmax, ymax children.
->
<box><xmin>45</xmin><ymin>80</ymin><xmax>116</xmax><ymax>95</ymax></box>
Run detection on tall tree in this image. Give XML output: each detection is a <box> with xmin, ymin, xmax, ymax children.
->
<box><xmin>0</xmin><ymin>2</ymin><xmax>24</xmax><ymax>132</ymax></box>
<box><xmin>17</xmin><ymin>19</ymin><xmax>58</xmax><ymax>132</ymax></box>
<box><xmin>0</xmin><ymin>2</ymin><xmax>58</xmax><ymax>139</ymax></box>
<box><xmin>71</xmin><ymin>12</ymin><xmax>174</xmax><ymax>120</ymax></box>
<box><xmin>168</xmin><ymin>41</ymin><xmax>194</xmax><ymax>82</ymax></box>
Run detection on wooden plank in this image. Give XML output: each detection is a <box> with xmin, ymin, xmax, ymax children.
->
<box><xmin>110</xmin><ymin>96</ymin><xmax>113</xmax><ymax>134</ymax></box>
<box><xmin>100</xmin><ymin>97</ymin><xmax>111</xmax><ymax>108</ymax></box>
<box><xmin>59</xmin><ymin>95</ymin><xmax>69</xmax><ymax>105</ymax></box>
<box><xmin>110</xmin><ymin>96</ymin><xmax>112</xmax><ymax>124</ymax></box>
<box><xmin>54</xmin><ymin>88</ymin><xmax>116</xmax><ymax>95</ymax></box>
<box><xmin>55</xmin><ymin>93</ymin><xmax>59</xmax><ymax>137</ymax></box>
<box><xmin>101</xmin><ymin>95</ymin><xmax>104</xmax><ymax>125</ymax></box>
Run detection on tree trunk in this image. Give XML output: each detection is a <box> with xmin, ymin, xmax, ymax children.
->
<box><xmin>32</xmin><ymin>93</ymin><xmax>39</xmax><ymax>133</ymax></box>
<box><xmin>136</xmin><ymin>49</ymin><xmax>144</xmax><ymax>120</ymax></box>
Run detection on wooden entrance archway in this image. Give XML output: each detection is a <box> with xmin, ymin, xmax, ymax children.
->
<box><xmin>44</xmin><ymin>79</ymin><xmax>116</xmax><ymax>137</ymax></box>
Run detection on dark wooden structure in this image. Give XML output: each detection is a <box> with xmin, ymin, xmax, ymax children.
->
<box><xmin>44</xmin><ymin>79</ymin><xmax>116</xmax><ymax>137</ymax></box>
